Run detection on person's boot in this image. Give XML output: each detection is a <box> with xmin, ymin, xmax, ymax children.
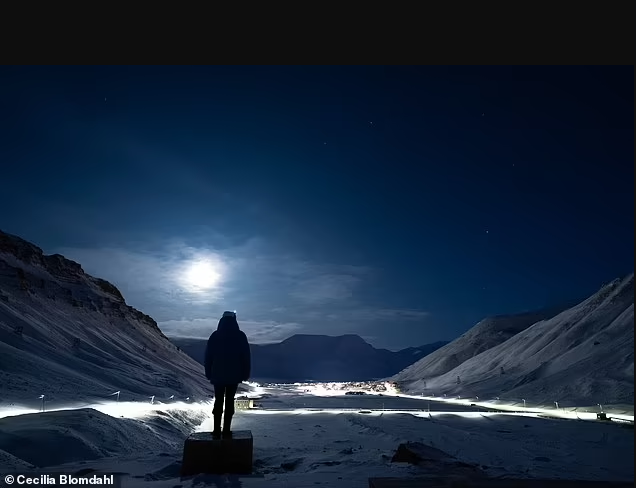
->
<box><xmin>212</xmin><ymin>413</ymin><xmax>222</xmax><ymax>438</ymax></box>
<box><xmin>222</xmin><ymin>412</ymin><xmax>233</xmax><ymax>438</ymax></box>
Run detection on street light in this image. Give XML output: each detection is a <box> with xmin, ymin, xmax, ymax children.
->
<box><xmin>554</xmin><ymin>401</ymin><xmax>559</xmax><ymax>410</ymax></box>
<box><xmin>598</xmin><ymin>403</ymin><xmax>603</xmax><ymax>413</ymax></box>
<box><xmin>522</xmin><ymin>399</ymin><xmax>526</xmax><ymax>408</ymax></box>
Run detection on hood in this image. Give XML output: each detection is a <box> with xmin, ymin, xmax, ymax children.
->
<box><xmin>217</xmin><ymin>315</ymin><xmax>240</xmax><ymax>333</ymax></box>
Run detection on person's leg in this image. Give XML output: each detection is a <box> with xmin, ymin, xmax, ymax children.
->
<box><xmin>225</xmin><ymin>383</ymin><xmax>238</xmax><ymax>413</ymax></box>
<box><xmin>222</xmin><ymin>383</ymin><xmax>239</xmax><ymax>437</ymax></box>
<box><xmin>213</xmin><ymin>384</ymin><xmax>227</xmax><ymax>415</ymax></box>
<box><xmin>212</xmin><ymin>384</ymin><xmax>226</xmax><ymax>437</ymax></box>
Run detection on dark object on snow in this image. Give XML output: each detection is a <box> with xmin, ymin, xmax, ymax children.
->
<box><xmin>391</xmin><ymin>442</ymin><xmax>485</xmax><ymax>478</ymax></box>
<box><xmin>597</xmin><ymin>412</ymin><xmax>609</xmax><ymax>421</ymax></box>
<box><xmin>280</xmin><ymin>458</ymin><xmax>303</xmax><ymax>471</ymax></box>
<box><xmin>181</xmin><ymin>430</ymin><xmax>253</xmax><ymax>476</ymax></box>
<box><xmin>382</xmin><ymin>442</ymin><xmax>629</xmax><ymax>487</ymax></box>
<box><xmin>392</xmin><ymin>442</ymin><xmax>456</xmax><ymax>465</ymax></box>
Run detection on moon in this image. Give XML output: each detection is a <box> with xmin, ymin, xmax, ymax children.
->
<box><xmin>184</xmin><ymin>260</ymin><xmax>221</xmax><ymax>290</ymax></box>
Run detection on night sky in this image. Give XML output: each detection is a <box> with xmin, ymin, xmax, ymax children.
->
<box><xmin>0</xmin><ymin>66</ymin><xmax>633</xmax><ymax>350</ymax></box>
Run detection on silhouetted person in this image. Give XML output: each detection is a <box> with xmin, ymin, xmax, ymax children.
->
<box><xmin>204</xmin><ymin>311</ymin><xmax>251</xmax><ymax>438</ymax></box>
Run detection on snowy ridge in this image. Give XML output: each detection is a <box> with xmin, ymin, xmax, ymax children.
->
<box><xmin>394</xmin><ymin>274</ymin><xmax>634</xmax><ymax>407</ymax></box>
<box><xmin>0</xmin><ymin>230</ymin><xmax>215</xmax><ymax>405</ymax></box>
<box><xmin>393</xmin><ymin>308</ymin><xmax>565</xmax><ymax>382</ymax></box>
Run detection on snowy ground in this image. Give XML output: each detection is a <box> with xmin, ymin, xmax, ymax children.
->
<box><xmin>0</xmin><ymin>384</ymin><xmax>633</xmax><ymax>487</ymax></box>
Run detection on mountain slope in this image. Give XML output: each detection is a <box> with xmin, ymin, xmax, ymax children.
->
<box><xmin>394</xmin><ymin>274</ymin><xmax>634</xmax><ymax>406</ymax></box>
<box><xmin>171</xmin><ymin>334</ymin><xmax>448</xmax><ymax>382</ymax></box>
<box><xmin>392</xmin><ymin>307</ymin><xmax>567</xmax><ymax>383</ymax></box>
<box><xmin>0</xmin><ymin>230</ymin><xmax>214</xmax><ymax>406</ymax></box>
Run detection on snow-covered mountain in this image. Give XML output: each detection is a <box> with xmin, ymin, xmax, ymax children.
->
<box><xmin>171</xmin><ymin>334</ymin><xmax>448</xmax><ymax>382</ymax></box>
<box><xmin>394</xmin><ymin>274</ymin><xmax>634</xmax><ymax>407</ymax></box>
<box><xmin>0</xmin><ymin>230</ymin><xmax>215</xmax><ymax>407</ymax></box>
<box><xmin>393</xmin><ymin>307</ymin><xmax>568</xmax><ymax>382</ymax></box>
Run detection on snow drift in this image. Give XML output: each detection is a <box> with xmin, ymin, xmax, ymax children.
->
<box><xmin>393</xmin><ymin>274</ymin><xmax>634</xmax><ymax>407</ymax></box>
<box><xmin>0</xmin><ymin>406</ymin><xmax>207</xmax><ymax>469</ymax></box>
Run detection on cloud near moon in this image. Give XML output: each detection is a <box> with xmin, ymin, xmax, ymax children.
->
<box><xmin>182</xmin><ymin>259</ymin><xmax>223</xmax><ymax>291</ymax></box>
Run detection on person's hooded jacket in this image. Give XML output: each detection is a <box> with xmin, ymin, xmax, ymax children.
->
<box><xmin>204</xmin><ymin>314</ymin><xmax>251</xmax><ymax>384</ymax></box>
